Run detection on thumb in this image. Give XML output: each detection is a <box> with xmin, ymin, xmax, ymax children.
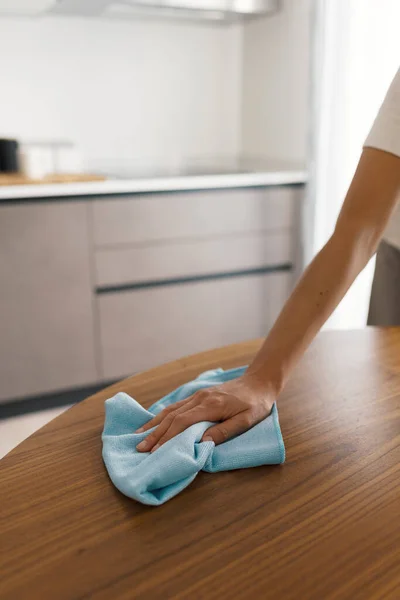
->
<box><xmin>201</xmin><ymin>413</ymin><xmax>252</xmax><ymax>446</ymax></box>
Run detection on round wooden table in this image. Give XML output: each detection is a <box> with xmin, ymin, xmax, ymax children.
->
<box><xmin>1</xmin><ymin>329</ymin><xmax>399</xmax><ymax>600</ymax></box>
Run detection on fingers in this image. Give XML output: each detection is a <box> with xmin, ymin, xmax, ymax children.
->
<box><xmin>135</xmin><ymin>396</ymin><xmax>194</xmax><ymax>433</ymax></box>
<box><xmin>201</xmin><ymin>411</ymin><xmax>254</xmax><ymax>445</ymax></box>
<box><xmin>150</xmin><ymin>407</ymin><xmax>210</xmax><ymax>452</ymax></box>
<box><xmin>135</xmin><ymin>387</ymin><xmax>242</xmax><ymax>453</ymax></box>
<box><xmin>137</xmin><ymin>405</ymin><xmax>203</xmax><ymax>453</ymax></box>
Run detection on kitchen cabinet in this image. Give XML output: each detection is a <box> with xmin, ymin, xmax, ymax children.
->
<box><xmin>0</xmin><ymin>203</ymin><xmax>98</xmax><ymax>402</ymax></box>
<box><xmin>94</xmin><ymin>231</ymin><xmax>293</xmax><ymax>288</ymax></box>
<box><xmin>98</xmin><ymin>272</ymin><xmax>292</xmax><ymax>380</ymax></box>
<box><xmin>91</xmin><ymin>187</ymin><xmax>297</xmax><ymax>246</ymax></box>
<box><xmin>0</xmin><ymin>182</ymin><xmax>303</xmax><ymax>404</ymax></box>
<box><xmin>93</xmin><ymin>187</ymin><xmax>299</xmax><ymax>380</ymax></box>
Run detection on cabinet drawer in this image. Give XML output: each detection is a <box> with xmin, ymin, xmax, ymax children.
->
<box><xmin>98</xmin><ymin>272</ymin><xmax>292</xmax><ymax>380</ymax></box>
<box><xmin>94</xmin><ymin>231</ymin><xmax>293</xmax><ymax>288</ymax></box>
<box><xmin>91</xmin><ymin>187</ymin><xmax>300</xmax><ymax>247</ymax></box>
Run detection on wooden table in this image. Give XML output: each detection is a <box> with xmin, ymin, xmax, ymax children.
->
<box><xmin>1</xmin><ymin>329</ymin><xmax>399</xmax><ymax>600</ymax></box>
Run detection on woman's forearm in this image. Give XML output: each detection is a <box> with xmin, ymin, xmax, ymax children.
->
<box><xmin>247</xmin><ymin>147</ymin><xmax>400</xmax><ymax>395</ymax></box>
<box><xmin>246</xmin><ymin>231</ymin><xmax>371</xmax><ymax>393</ymax></box>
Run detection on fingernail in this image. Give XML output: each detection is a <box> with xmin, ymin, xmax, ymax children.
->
<box><xmin>203</xmin><ymin>436</ymin><xmax>213</xmax><ymax>443</ymax></box>
<box><xmin>136</xmin><ymin>440</ymin><xmax>148</xmax><ymax>451</ymax></box>
<box><xmin>151</xmin><ymin>444</ymin><xmax>160</xmax><ymax>453</ymax></box>
<box><xmin>135</xmin><ymin>427</ymin><xmax>144</xmax><ymax>433</ymax></box>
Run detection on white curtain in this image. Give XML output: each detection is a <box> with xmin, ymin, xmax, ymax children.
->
<box><xmin>308</xmin><ymin>0</ymin><xmax>400</xmax><ymax>329</ymax></box>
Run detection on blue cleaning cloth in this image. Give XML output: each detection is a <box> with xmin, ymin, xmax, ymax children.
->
<box><xmin>102</xmin><ymin>366</ymin><xmax>285</xmax><ymax>506</ymax></box>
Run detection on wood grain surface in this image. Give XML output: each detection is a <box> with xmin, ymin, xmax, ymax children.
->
<box><xmin>0</xmin><ymin>328</ymin><xmax>399</xmax><ymax>600</ymax></box>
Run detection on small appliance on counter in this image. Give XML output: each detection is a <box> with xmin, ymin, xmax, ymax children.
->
<box><xmin>20</xmin><ymin>140</ymin><xmax>83</xmax><ymax>179</ymax></box>
<box><xmin>0</xmin><ymin>138</ymin><xmax>20</xmax><ymax>173</ymax></box>
<box><xmin>0</xmin><ymin>138</ymin><xmax>106</xmax><ymax>186</ymax></box>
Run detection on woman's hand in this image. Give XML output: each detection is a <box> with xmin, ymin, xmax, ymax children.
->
<box><xmin>135</xmin><ymin>374</ymin><xmax>275</xmax><ymax>453</ymax></box>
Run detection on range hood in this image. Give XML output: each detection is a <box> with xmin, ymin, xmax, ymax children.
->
<box><xmin>47</xmin><ymin>0</ymin><xmax>280</xmax><ymax>22</ymax></box>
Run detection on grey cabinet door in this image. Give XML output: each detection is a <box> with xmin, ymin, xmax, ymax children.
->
<box><xmin>94</xmin><ymin>231</ymin><xmax>293</xmax><ymax>288</ymax></box>
<box><xmin>97</xmin><ymin>272</ymin><xmax>292</xmax><ymax>381</ymax></box>
<box><xmin>0</xmin><ymin>203</ymin><xmax>98</xmax><ymax>402</ymax></box>
<box><xmin>91</xmin><ymin>187</ymin><xmax>299</xmax><ymax>247</ymax></box>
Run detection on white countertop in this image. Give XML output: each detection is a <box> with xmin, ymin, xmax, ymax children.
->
<box><xmin>0</xmin><ymin>168</ymin><xmax>307</xmax><ymax>201</ymax></box>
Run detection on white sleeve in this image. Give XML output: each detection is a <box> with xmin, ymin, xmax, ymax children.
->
<box><xmin>364</xmin><ymin>67</ymin><xmax>400</xmax><ymax>158</ymax></box>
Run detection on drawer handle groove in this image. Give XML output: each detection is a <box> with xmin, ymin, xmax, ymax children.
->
<box><xmin>96</xmin><ymin>264</ymin><xmax>293</xmax><ymax>295</ymax></box>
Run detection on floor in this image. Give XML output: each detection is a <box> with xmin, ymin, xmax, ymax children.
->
<box><xmin>0</xmin><ymin>407</ymin><xmax>70</xmax><ymax>459</ymax></box>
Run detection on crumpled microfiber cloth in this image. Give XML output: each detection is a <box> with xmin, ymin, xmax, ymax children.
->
<box><xmin>102</xmin><ymin>366</ymin><xmax>285</xmax><ymax>506</ymax></box>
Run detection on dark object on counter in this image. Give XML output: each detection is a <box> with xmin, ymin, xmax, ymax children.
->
<box><xmin>0</xmin><ymin>138</ymin><xmax>20</xmax><ymax>173</ymax></box>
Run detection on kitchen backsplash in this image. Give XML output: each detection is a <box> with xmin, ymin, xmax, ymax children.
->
<box><xmin>0</xmin><ymin>17</ymin><xmax>242</xmax><ymax>170</ymax></box>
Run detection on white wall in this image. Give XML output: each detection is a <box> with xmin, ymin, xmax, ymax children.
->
<box><xmin>0</xmin><ymin>16</ymin><xmax>242</xmax><ymax>171</ymax></box>
<box><xmin>241</xmin><ymin>0</ymin><xmax>311</xmax><ymax>164</ymax></box>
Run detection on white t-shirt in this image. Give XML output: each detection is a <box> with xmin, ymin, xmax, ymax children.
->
<box><xmin>364</xmin><ymin>67</ymin><xmax>400</xmax><ymax>249</ymax></box>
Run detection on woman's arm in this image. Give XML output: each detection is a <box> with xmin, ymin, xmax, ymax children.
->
<box><xmin>247</xmin><ymin>147</ymin><xmax>400</xmax><ymax>394</ymax></box>
<box><xmin>136</xmin><ymin>148</ymin><xmax>400</xmax><ymax>452</ymax></box>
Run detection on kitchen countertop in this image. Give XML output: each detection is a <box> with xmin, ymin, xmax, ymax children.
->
<box><xmin>0</xmin><ymin>166</ymin><xmax>307</xmax><ymax>201</ymax></box>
